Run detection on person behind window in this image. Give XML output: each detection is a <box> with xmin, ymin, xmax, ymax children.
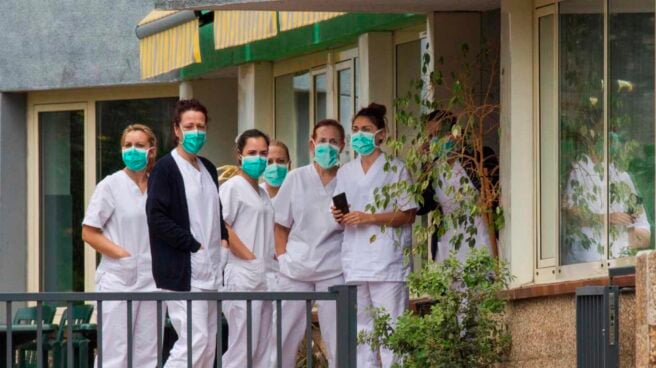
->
<box><xmin>220</xmin><ymin>129</ymin><xmax>275</xmax><ymax>368</ymax></box>
<box><xmin>146</xmin><ymin>99</ymin><xmax>229</xmax><ymax>368</ymax></box>
<box><xmin>273</xmin><ymin>119</ymin><xmax>346</xmax><ymax>368</ymax></box>
<box><xmin>563</xmin><ymin>153</ymin><xmax>651</xmax><ymax>264</ymax></box>
<box><xmin>331</xmin><ymin>103</ymin><xmax>417</xmax><ymax>368</ymax></box>
<box><xmin>417</xmin><ymin>110</ymin><xmax>497</xmax><ymax>262</ymax></box>
<box><xmin>82</xmin><ymin>124</ymin><xmax>158</xmax><ymax>368</ymax></box>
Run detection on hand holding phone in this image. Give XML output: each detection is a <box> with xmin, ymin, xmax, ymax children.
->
<box><xmin>332</xmin><ymin>192</ymin><xmax>350</xmax><ymax>215</ymax></box>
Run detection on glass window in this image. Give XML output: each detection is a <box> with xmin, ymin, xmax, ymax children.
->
<box><xmin>314</xmin><ymin>73</ymin><xmax>327</xmax><ymax>122</ymax></box>
<box><xmin>275</xmin><ymin>72</ymin><xmax>311</xmax><ymax>167</ymax></box>
<box><xmin>559</xmin><ymin>0</ymin><xmax>605</xmax><ymax>266</ymax></box>
<box><xmin>96</xmin><ymin>97</ymin><xmax>178</xmax><ymax>180</ymax></box>
<box><xmin>553</xmin><ymin>0</ymin><xmax>655</xmax><ymax>266</ymax></box>
<box><xmin>39</xmin><ymin>110</ymin><xmax>85</xmax><ymax>292</ymax></box>
<box><xmin>338</xmin><ymin>67</ymin><xmax>353</xmax><ymax>162</ymax></box>
<box><xmin>608</xmin><ymin>0</ymin><xmax>655</xmax><ymax>258</ymax></box>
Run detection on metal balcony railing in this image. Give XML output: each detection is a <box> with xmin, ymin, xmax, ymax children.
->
<box><xmin>0</xmin><ymin>285</ymin><xmax>357</xmax><ymax>368</ymax></box>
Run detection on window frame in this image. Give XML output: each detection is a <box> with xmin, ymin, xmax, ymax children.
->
<box><xmin>272</xmin><ymin>46</ymin><xmax>359</xmax><ymax>166</ymax></box>
<box><xmin>27</xmin><ymin>85</ymin><xmax>179</xmax><ymax>292</ymax></box>
<box><xmin>534</xmin><ymin>0</ymin><xmax>654</xmax><ymax>283</ymax></box>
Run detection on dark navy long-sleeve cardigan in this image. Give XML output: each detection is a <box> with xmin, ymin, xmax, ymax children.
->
<box><xmin>146</xmin><ymin>152</ymin><xmax>228</xmax><ymax>291</ymax></box>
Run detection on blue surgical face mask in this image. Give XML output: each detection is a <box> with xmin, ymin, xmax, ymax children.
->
<box><xmin>263</xmin><ymin>163</ymin><xmax>288</xmax><ymax>187</ymax></box>
<box><xmin>181</xmin><ymin>130</ymin><xmax>206</xmax><ymax>155</ymax></box>
<box><xmin>313</xmin><ymin>142</ymin><xmax>340</xmax><ymax>169</ymax></box>
<box><xmin>241</xmin><ymin>155</ymin><xmax>267</xmax><ymax>179</ymax></box>
<box><xmin>351</xmin><ymin>130</ymin><xmax>381</xmax><ymax>156</ymax></box>
<box><xmin>122</xmin><ymin>147</ymin><xmax>149</xmax><ymax>172</ymax></box>
<box><xmin>442</xmin><ymin>139</ymin><xmax>455</xmax><ymax>155</ymax></box>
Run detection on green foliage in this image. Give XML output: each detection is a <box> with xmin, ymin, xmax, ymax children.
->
<box><xmin>359</xmin><ymin>249</ymin><xmax>513</xmax><ymax>368</ymax></box>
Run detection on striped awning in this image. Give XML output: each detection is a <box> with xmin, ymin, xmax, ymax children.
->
<box><xmin>213</xmin><ymin>11</ymin><xmax>277</xmax><ymax>49</ymax></box>
<box><xmin>213</xmin><ymin>11</ymin><xmax>344</xmax><ymax>50</ymax></box>
<box><xmin>137</xmin><ymin>10</ymin><xmax>202</xmax><ymax>79</ymax></box>
<box><xmin>137</xmin><ymin>10</ymin><xmax>345</xmax><ymax>77</ymax></box>
<box><xmin>278</xmin><ymin>11</ymin><xmax>344</xmax><ymax>32</ymax></box>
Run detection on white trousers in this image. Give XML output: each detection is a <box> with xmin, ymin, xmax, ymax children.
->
<box><xmin>265</xmin><ymin>272</ymin><xmax>279</xmax><ymax>367</ymax></box>
<box><xmin>275</xmin><ymin>273</ymin><xmax>344</xmax><ymax>368</ymax></box>
<box><xmin>356</xmin><ymin>282</ymin><xmax>408</xmax><ymax>368</ymax></box>
<box><xmin>165</xmin><ymin>287</ymin><xmax>218</xmax><ymax>368</ymax></box>
<box><xmin>221</xmin><ymin>298</ymin><xmax>272</xmax><ymax>368</ymax></box>
<box><xmin>94</xmin><ymin>299</ymin><xmax>159</xmax><ymax>368</ymax></box>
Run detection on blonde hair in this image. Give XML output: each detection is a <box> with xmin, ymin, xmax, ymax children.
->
<box><xmin>121</xmin><ymin>124</ymin><xmax>158</xmax><ymax>172</ymax></box>
<box><xmin>270</xmin><ymin>139</ymin><xmax>290</xmax><ymax>163</ymax></box>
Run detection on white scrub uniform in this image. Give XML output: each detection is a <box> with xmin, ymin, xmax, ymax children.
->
<box><xmin>563</xmin><ymin>155</ymin><xmax>651</xmax><ymax>264</ymax></box>
<box><xmin>272</xmin><ymin>164</ymin><xmax>344</xmax><ymax>368</ymax></box>
<box><xmin>166</xmin><ymin>150</ymin><xmax>224</xmax><ymax>368</ymax></box>
<box><xmin>334</xmin><ymin>154</ymin><xmax>416</xmax><ymax>368</ymax></box>
<box><xmin>259</xmin><ymin>181</ymin><xmax>278</xmax><ymax>367</ymax></box>
<box><xmin>83</xmin><ymin>170</ymin><xmax>158</xmax><ymax>368</ymax></box>
<box><xmin>433</xmin><ymin>160</ymin><xmax>493</xmax><ymax>262</ymax></box>
<box><xmin>220</xmin><ymin>175</ymin><xmax>275</xmax><ymax>368</ymax></box>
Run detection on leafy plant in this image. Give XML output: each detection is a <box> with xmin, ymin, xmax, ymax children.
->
<box><xmin>359</xmin><ymin>248</ymin><xmax>512</xmax><ymax>368</ymax></box>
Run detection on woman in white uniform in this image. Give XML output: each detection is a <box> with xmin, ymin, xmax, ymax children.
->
<box><xmin>420</xmin><ymin>110</ymin><xmax>494</xmax><ymax>262</ymax></box>
<box><xmin>82</xmin><ymin>124</ymin><xmax>158</xmax><ymax>368</ymax></box>
<box><xmin>220</xmin><ymin>129</ymin><xmax>275</xmax><ymax>368</ymax></box>
<box><xmin>331</xmin><ymin>103</ymin><xmax>417</xmax><ymax>368</ymax></box>
<box><xmin>273</xmin><ymin>119</ymin><xmax>345</xmax><ymax>368</ymax></box>
<box><xmin>260</xmin><ymin>139</ymin><xmax>290</xmax><ymax>367</ymax></box>
<box><xmin>146</xmin><ymin>99</ymin><xmax>229</xmax><ymax>368</ymax></box>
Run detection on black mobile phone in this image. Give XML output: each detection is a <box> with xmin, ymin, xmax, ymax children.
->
<box><xmin>332</xmin><ymin>192</ymin><xmax>350</xmax><ymax>214</ymax></box>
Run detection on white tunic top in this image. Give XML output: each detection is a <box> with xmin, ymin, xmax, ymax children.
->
<box><xmin>83</xmin><ymin>170</ymin><xmax>155</xmax><ymax>291</ymax></box>
<box><xmin>433</xmin><ymin>160</ymin><xmax>492</xmax><ymax>262</ymax></box>
<box><xmin>334</xmin><ymin>154</ymin><xmax>417</xmax><ymax>283</ymax></box>
<box><xmin>273</xmin><ymin>165</ymin><xmax>343</xmax><ymax>282</ymax></box>
<box><xmin>563</xmin><ymin>155</ymin><xmax>651</xmax><ymax>264</ymax></box>
<box><xmin>220</xmin><ymin>175</ymin><xmax>275</xmax><ymax>291</ymax></box>
<box><xmin>172</xmin><ymin>149</ymin><xmax>224</xmax><ymax>290</ymax></box>
<box><xmin>260</xmin><ymin>182</ymin><xmax>280</xmax><ymax>274</ymax></box>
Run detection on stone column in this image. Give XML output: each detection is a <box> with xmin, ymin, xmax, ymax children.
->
<box><xmin>636</xmin><ymin>250</ymin><xmax>656</xmax><ymax>367</ymax></box>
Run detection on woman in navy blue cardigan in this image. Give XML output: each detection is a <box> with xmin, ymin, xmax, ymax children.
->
<box><xmin>146</xmin><ymin>99</ymin><xmax>229</xmax><ymax>368</ymax></box>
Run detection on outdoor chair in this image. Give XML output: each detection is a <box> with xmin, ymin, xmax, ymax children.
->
<box><xmin>17</xmin><ymin>304</ymin><xmax>94</xmax><ymax>368</ymax></box>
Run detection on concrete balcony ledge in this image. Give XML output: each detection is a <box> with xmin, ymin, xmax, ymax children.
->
<box><xmin>635</xmin><ymin>250</ymin><xmax>656</xmax><ymax>367</ymax></box>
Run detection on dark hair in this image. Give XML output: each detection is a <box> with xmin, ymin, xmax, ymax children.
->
<box><xmin>171</xmin><ymin>99</ymin><xmax>209</xmax><ymax>145</ymax></box>
<box><xmin>353</xmin><ymin>103</ymin><xmax>387</xmax><ymax>130</ymax></box>
<box><xmin>312</xmin><ymin>119</ymin><xmax>345</xmax><ymax>142</ymax></box>
<box><xmin>426</xmin><ymin>109</ymin><xmax>457</xmax><ymax>131</ymax></box>
<box><xmin>236</xmin><ymin>129</ymin><xmax>270</xmax><ymax>156</ymax></box>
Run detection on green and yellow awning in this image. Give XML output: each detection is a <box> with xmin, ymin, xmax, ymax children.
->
<box><xmin>137</xmin><ymin>10</ymin><xmax>343</xmax><ymax>79</ymax></box>
<box><xmin>137</xmin><ymin>10</ymin><xmax>202</xmax><ymax>79</ymax></box>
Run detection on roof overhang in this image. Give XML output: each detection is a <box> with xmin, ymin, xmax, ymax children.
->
<box><xmin>155</xmin><ymin>0</ymin><xmax>500</xmax><ymax>13</ymax></box>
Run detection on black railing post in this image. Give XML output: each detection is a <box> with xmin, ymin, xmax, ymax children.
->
<box><xmin>330</xmin><ymin>285</ymin><xmax>357</xmax><ymax>368</ymax></box>
<box><xmin>5</xmin><ymin>301</ymin><xmax>11</xmax><ymax>368</ymax></box>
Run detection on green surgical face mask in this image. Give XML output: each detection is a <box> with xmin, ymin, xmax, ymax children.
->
<box><xmin>241</xmin><ymin>155</ymin><xmax>267</xmax><ymax>179</ymax></box>
<box><xmin>313</xmin><ymin>143</ymin><xmax>340</xmax><ymax>169</ymax></box>
<box><xmin>351</xmin><ymin>130</ymin><xmax>381</xmax><ymax>156</ymax></box>
<box><xmin>263</xmin><ymin>163</ymin><xmax>288</xmax><ymax>187</ymax></box>
<box><xmin>122</xmin><ymin>147</ymin><xmax>149</xmax><ymax>172</ymax></box>
<box><xmin>181</xmin><ymin>130</ymin><xmax>206</xmax><ymax>155</ymax></box>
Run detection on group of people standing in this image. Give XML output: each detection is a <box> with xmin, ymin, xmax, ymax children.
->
<box><xmin>83</xmin><ymin>98</ymin><xmax>484</xmax><ymax>368</ymax></box>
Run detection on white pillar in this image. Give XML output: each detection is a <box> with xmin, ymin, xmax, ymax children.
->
<box><xmin>238</xmin><ymin>62</ymin><xmax>274</xmax><ymax>136</ymax></box>
<box><xmin>500</xmin><ymin>0</ymin><xmax>535</xmax><ymax>287</ymax></box>
<box><xmin>179</xmin><ymin>81</ymin><xmax>194</xmax><ymax>99</ymax></box>
<box><xmin>357</xmin><ymin>32</ymin><xmax>394</xmax><ymax>134</ymax></box>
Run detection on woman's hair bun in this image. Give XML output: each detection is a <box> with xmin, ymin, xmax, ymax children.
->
<box><xmin>353</xmin><ymin>102</ymin><xmax>388</xmax><ymax>130</ymax></box>
<box><xmin>366</xmin><ymin>102</ymin><xmax>387</xmax><ymax>117</ymax></box>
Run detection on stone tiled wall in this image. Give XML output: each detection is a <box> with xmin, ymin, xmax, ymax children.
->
<box><xmin>505</xmin><ymin>292</ymin><xmax>636</xmax><ymax>367</ymax></box>
<box><xmin>636</xmin><ymin>250</ymin><xmax>656</xmax><ymax>367</ymax></box>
